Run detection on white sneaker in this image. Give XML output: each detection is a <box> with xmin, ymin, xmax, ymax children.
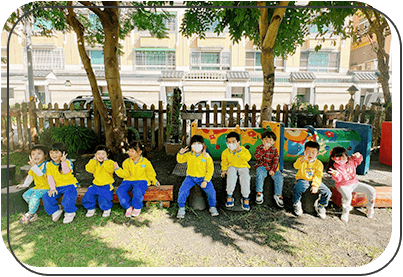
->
<box><xmin>315</xmin><ymin>204</ymin><xmax>327</xmax><ymax>219</ymax></box>
<box><xmin>63</xmin><ymin>212</ymin><xmax>76</xmax><ymax>224</ymax></box>
<box><xmin>52</xmin><ymin>208</ymin><xmax>63</xmax><ymax>222</ymax></box>
<box><xmin>102</xmin><ymin>209</ymin><xmax>111</xmax><ymax>217</ymax></box>
<box><xmin>255</xmin><ymin>192</ymin><xmax>264</xmax><ymax>204</ymax></box>
<box><xmin>366</xmin><ymin>208</ymin><xmax>375</xmax><ymax>219</ymax></box>
<box><xmin>341</xmin><ymin>211</ymin><xmax>349</xmax><ymax>223</ymax></box>
<box><xmin>131</xmin><ymin>208</ymin><xmax>141</xmax><ymax>217</ymax></box>
<box><xmin>86</xmin><ymin>209</ymin><xmax>96</xmax><ymax>218</ymax></box>
<box><xmin>293</xmin><ymin>201</ymin><xmax>303</xmax><ymax>216</ymax></box>
<box><xmin>209</xmin><ymin>207</ymin><xmax>219</xmax><ymax>216</ymax></box>
<box><xmin>273</xmin><ymin>194</ymin><xmax>284</xmax><ymax>208</ymax></box>
<box><xmin>177</xmin><ymin>207</ymin><xmax>186</xmax><ymax>219</ymax></box>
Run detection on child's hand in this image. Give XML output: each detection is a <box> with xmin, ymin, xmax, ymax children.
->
<box><xmin>61</xmin><ymin>152</ymin><xmax>68</xmax><ymax>163</ymax></box>
<box><xmin>16</xmin><ymin>184</ymin><xmax>23</xmax><ymax>189</ymax></box>
<box><xmin>221</xmin><ymin>171</ymin><xmax>227</xmax><ymax>178</ymax></box>
<box><xmin>328</xmin><ymin>168</ymin><xmax>339</xmax><ymax>177</ymax></box>
<box><xmin>201</xmin><ymin>181</ymin><xmax>207</xmax><ymax>188</ymax></box>
<box><xmin>202</xmin><ymin>148</ymin><xmax>209</xmax><ymax>158</ymax></box>
<box><xmin>310</xmin><ymin>186</ymin><xmax>318</xmax><ymax>194</ymax></box>
<box><xmin>114</xmin><ymin>162</ymin><xmax>119</xmax><ymax>170</ymax></box>
<box><xmin>155</xmin><ymin>181</ymin><xmax>160</xmax><ymax>187</ymax></box>
<box><xmin>235</xmin><ymin>142</ymin><xmax>242</xmax><ymax>151</ymax></box>
<box><xmin>48</xmin><ymin>189</ymin><xmax>58</xmax><ymax>197</ymax></box>
<box><xmin>28</xmin><ymin>155</ymin><xmax>36</xmax><ymax>167</ymax></box>
<box><xmin>352</xmin><ymin>152</ymin><xmax>361</xmax><ymax>158</ymax></box>
<box><xmin>269</xmin><ymin>170</ymin><xmax>275</xmax><ymax>176</ymax></box>
<box><xmin>179</xmin><ymin>146</ymin><xmax>189</xmax><ymax>154</ymax></box>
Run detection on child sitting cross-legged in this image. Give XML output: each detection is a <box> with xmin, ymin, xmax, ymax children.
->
<box><xmin>176</xmin><ymin>135</ymin><xmax>218</xmax><ymax>219</ymax></box>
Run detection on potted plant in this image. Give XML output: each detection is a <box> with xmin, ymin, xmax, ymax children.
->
<box><xmin>165</xmin><ymin>87</ymin><xmax>183</xmax><ymax>155</ymax></box>
<box><xmin>289</xmin><ymin>97</ymin><xmax>322</xmax><ymax>128</ymax></box>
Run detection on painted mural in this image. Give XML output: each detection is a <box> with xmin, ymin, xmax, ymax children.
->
<box><xmin>284</xmin><ymin>127</ymin><xmax>361</xmax><ymax>162</ymax></box>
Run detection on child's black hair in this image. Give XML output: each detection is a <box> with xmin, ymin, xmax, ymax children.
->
<box><xmin>128</xmin><ymin>141</ymin><xmax>147</xmax><ymax>158</ymax></box>
<box><xmin>95</xmin><ymin>145</ymin><xmax>112</xmax><ymax>159</ymax></box>
<box><xmin>327</xmin><ymin>146</ymin><xmax>350</xmax><ymax>172</ymax></box>
<box><xmin>304</xmin><ymin>141</ymin><xmax>320</xmax><ymax>151</ymax></box>
<box><xmin>190</xmin><ymin>135</ymin><xmax>204</xmax><ymax>146</ymax></box>
<box><xmin>30</xmin><ymin>144</ymin><xmax>49</xmax><ymax>159</ymax></box>
<box><xmin>226</xmin><ymin>131</ymin><xmax>240</xmax><ymax>142</ymax></box>
<box><xmin>261</xmin><ymin>130</ymin><xmax>276</xmax><ymax>141</ymax></box>
<box><xmin>49</xmin><ymin>142</ymin><xmax>68</xmax><ymax>173</ymax></box>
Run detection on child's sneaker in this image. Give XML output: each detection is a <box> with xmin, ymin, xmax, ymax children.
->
<box><xmin>293</xmin><ymin>201</ymin><xmax>303</xmax><ymax>216</ymax></box>
<box><xmin>366</xmin><ymin>208</ymin><xmax>375</xmax><ymax>219</ymax></box>
<box><xmin>131</xmin><ymin>208</ymin><xmax>141</xmax><ymax>217</ymax></box>
<box><xmin>177</xmin><ymin>207</ymin><xmax>186</xmax><ymax>219</ymax></box>
<box><xmin>225</xmin><ymin>195</ymin><xmax>234</xmax><ymax>207</ymax></box>
<box><xmin>255</xmin><ymin>192</ymin><xmax>264</xmax><ymax>204</ymax></box>
<box><xmin>63</xmin><ymin>212</ymin><xmax>76</xmax><ymax>224</ymax></box>
<box><xmin>315</xmin><ymin>203</ymin><xmax>327</xmax><ymax>219</ymax></box>
<box><xmin>125</xmin><ymin>206</ymin><xmax>133</xmax><ymax>217</ymax></box>
<box><xmin>209</xmin><ymin>207</ymin><xmax>219</xmax><ymax>216</ymax></box>
<box><xmin>102</xmin><ymin>209</ymin><xmax>111</xmax><ymax>217</ymax></box>
<box><xmin>29</xmin><ymin>213</ymin><xmax>39</xmax><ymax>222</ymax></box>
<box><xmin>340</xmin><ymin>211</ymin><xmax>349</xmax><ymax>223</ymax></box>
<box><xmin>273</xmin><ymin>195</ymin><xmax>284</xmax><ymax>208</ymax></box>
<box><xmin>52</xmin><ymin>206</ymin><xmax>63</xmax><ymax>222</ymax></box>
<box><xmin>19</xmin><ymin>212</ymin><xmax>31</xmax><ymax>224</ymax></box>
<box><xmin>242</xmin><ymin>198</ymin><xmax>250</xmax><ymax>211</ymax></box>
<box><xmin>86</xmin><ymin>209</ymin><xmax>96</xmax><ymax>218</ymax></box>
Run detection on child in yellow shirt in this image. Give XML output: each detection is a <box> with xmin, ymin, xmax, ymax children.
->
<box><xmin>115</xmin><ymin>141</ymin><xmax>160</xmax><ymax>217</ymax></box>
<box><xmin>292</xmin><ymin>141</ymin><xmax>332</xmax><ymax>219</ymax></box>
<box><xmin>221</xmin><ymin>132</ymin><xmax>251</xmax><ymax>211</ymax></box>
<box><xmin>42</xmin><ymin>142</ymin><xmax>79</xmax><ymax>224</ymax></box>
<box><xmin>83</xmin><ymin>145</ymin><xmax>116</xmax><ymax>218</ymax></box>
<box><xmin>176</xmin><ymin>135</ymin><xmax>218</xmax><ymax>219</ymax></box>
<box><xmin>17</xmin><ymin>145</ymin><xmax>49</xmax><ymax>224</ymax></box>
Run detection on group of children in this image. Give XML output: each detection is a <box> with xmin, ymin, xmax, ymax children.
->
<box><xmin>17</xmin><ymin>130</ymin><xmax>376</xmax><ymax>224</ymax></box>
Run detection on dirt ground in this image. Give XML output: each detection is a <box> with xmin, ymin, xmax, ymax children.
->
<box><xmin>69</xmin><ymin>148</ymin><xmax>392</xmax><ymax>267</ymax></box>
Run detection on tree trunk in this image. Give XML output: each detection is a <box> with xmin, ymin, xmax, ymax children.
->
<box><xmin>101</xmin><ymin>5</ymin><xmax>128</xmax><ymax>152</ymax></box>
<box><xmin>258</xmin><ymin>1</ymin><xmax>289</xmax><ymax>123</ymax></box>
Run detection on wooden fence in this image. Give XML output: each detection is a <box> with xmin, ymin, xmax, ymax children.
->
<box><xmin>1</xmin><ymin>101</ymin><xmax>385</xmax><ymax>152</ymax></box>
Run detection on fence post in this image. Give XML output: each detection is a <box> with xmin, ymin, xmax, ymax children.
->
<box><xmin>228</xmin><ymin>104</ymin><xmax>234</xmax><ymax>127</ymax></box>
<box><xmin>221</xmin><ymin>101</ymin><xmax>226</xmax><ymax>127</ymax></box>
<box><xmin>205</xmin><ymin>104</ymin><xmax>210</xmax><ymax>127</ymax></box>
<box><xmin>244</xmin><ymin>104</ymin><xmax>249</xmax><ymax>128</ymax></box>
<box><xmin>283</xmin><ymin>104</ymin><xmax>289</xmax><ymax>127</ymax></box>
<box><xmin>21</xmin><ymin>102</ymin><xmax>29</xmax><ymax>150</ymax></box>
<box><xmin>181</xmin><ymin>104</ymin><xmax>187</xmax><ymax>146</ymax></box>
<box><xmin>236</xmin><ymin>104</ymin><xmax>241</xmax><ymax>126</ymax></box>
<box><xmin>151</xmin><ymin>104</ymin><xmax>156</xmax><ymax>149</ymax></box>
<box><xmin>251</xmin><ymin>104</ymin><xmax>256</xmax><ymax>127</ymax></box>
<box><xmin>63</xmin><ymin>103</ymin><xmax>69</xmax><ymax>126</ymax></box>
<box><xmin>158</xmin><ymin>101</ymin><xmax>164</xmax><ymax>151</ymax></box>
<box><xmin>275</xmin><ymin>104</ymin><xmax>281</xmax><ymax>123</ymax></box>
<box><xmin>142</xmin><ymin>104</ymin><xmax>148</xmax><ymax>146</ymax></box>
<box><xmin>86</xmin><ymin>103</ymin><xmax>92</xmax><ymax>132</ymax></box>
<box><xmin>54</xmin><ymin>103</ymin><xmax>60</xmax><ymax>128</ymax></box>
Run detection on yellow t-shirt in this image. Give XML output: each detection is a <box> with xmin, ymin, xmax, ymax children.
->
<box><xmin>46</xmin><ymin>159</ymin><xmax>78</xmax><ymax>187</ymax></box>
<box><xmin>28</xmin><ymin>161</ymin><xmax>49</xmax><ymax>190</ymax></box>
<box><xmin>85</xmin><ymin>159</ymin><xmax>115</xmax><ymax>190</ymax></box>
<box><xmin>221</xmin><ymin>146</ymin><xmax>251</xmax><ymax>171</ymax></box>
<box><xmin>115</xmin><ymin>157</ymin><xmax>157</xmax><ymax>186</ymax></box>
<box><xmin>293</xmin><ymin>157</ymin><xmax>324</xmax><ymax>188</ymax></box>
<box><xmin>177</xmin><ymin>151</ymin><xmax>214</xmax><ymax>182</ymax></box>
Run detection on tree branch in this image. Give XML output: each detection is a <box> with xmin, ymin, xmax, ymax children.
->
<box><xmin>262</xmin><ymin>1</ymin><xmax>289</xmax><ymax>49</ymax></box>
<box><xmin>257</xmin><ymin>1</ymin><xmax>269</xmax><ymax>48</ymax></box>
<box><xmin>79</xmin><ymin>1</ymin><xmax>107</xmax><ymax>22</ymax></box>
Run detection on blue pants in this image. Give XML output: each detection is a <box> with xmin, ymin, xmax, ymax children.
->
<box><xmin>292</xmin><ymin>179</ymin><xmax>332</xmax><ymax>207</ymax></box>
<box><xmin>82</xmin><ymin>184</ymin><xmax>113</xmax><ymax>211</ymax></box>
<box><xmin>116</xmin><ymin>180</ymin><xmax>148</xmax><ymax>210</ymax></box>
<box><xmin>42</xmin><ymin>184</ymin><xmax>78</xmax><ymax>214</ymax></box>
<box><xmin>255</xmin><ymin>167</ymin><xmax>284</xmax><ymax>196</ymax></box>
<box><xmin>22</xmin><ymin>188</ymin><xmax>48</xmax><ymax>214</ymax></box>
<box><xmin>178</xmin><ymin>176</ymin><xmax>217</xmax><ymax>208</ymax></box>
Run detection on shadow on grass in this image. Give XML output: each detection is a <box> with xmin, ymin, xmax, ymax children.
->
<box><xmin>2</xmin><ymin>206</ymin><xmax>146</xmax><ymax>267</ymax></box>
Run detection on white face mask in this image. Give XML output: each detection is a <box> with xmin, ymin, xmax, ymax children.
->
<box><xmin>192</xmin><ymin>143</ymin><xmax>203</xmax><ymax>153</ymax></box>
<box><xmin>263</xmin><ymin>142</ymin><xmax>273</xmax><ymax>148</ymax></box>
<box><xmin>227</xmin><ymin>143</ymin><xmax>238</xmax><ymax>151</ymax></box>
<box><xmin>308</xmin><ymin>158</ymin><xmax>317</xmax><ymax>163</ymax></box>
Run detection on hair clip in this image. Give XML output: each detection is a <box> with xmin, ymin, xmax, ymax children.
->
<box><xmin>334</xmin><ymin>156</ymin><xmax>342</xmax><ymax>161</ymax></box>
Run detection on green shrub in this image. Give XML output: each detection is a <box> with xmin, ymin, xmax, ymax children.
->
<box><xmin>38</xmin><ymin>127</ymin><xmax>57</xmax><ymax>146</ymax></box>
<box><xmin>51</xmin><ymin>125</ymin><xmax>98</xmax><ymax>155</ymax></box>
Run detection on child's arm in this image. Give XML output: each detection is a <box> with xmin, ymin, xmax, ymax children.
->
<box><xmin>270</xmin><ymin>148</ymin><xmax>280</xmax><ymax>173</ymax></box>
<box><xmin>293</xmin><ymin>157</ymin><xmax>304</xmax><ymax>169</ymax></box>
<box><xmin>104</xmin><ymin>160</ymin><xmax>115</xmax><ymax>174</ymax></box>
<box><xmin>204</xmin><ymin>156</ymin><xmax>214</xmax><ymax>184</ymax></box>
<box><xmin>16</xmin><ymin>175</ymin><xmax>34</xmax><ymax>189</ymax></box>
<box><xmin>351</xmin><ymin>152</ymin><xmax>363</xmax><ymax>167</ymax></box>
<box><xmin>254</xmin><ymin>145</ymin><xmax>265</xmax><ymax>161</ymax></box>
<box><xmin>114</xmin><ymin>159</ymin><xmax>131</xmax><ymax>179</ymax></box>
<box><xmin>47</xmin><ymin>175</ymin><xmax>58</xmax><ymax>197</ymax></box>
<box><xmin>220</xmin><ymin>151</ymin><xmax>229</xmax><ymax>176</ymax></box>
<box><xmin>238</xmin><ymin>146</ymin><xmax>252</xmax><ymax>161</ymax></box>
<box><xmin>145</xmin><ymin>160</ymin><xmax>158</xmax><ymax>186</ymax></box>
<box><xmin>85</xmin><ymin>159</ymin><xmax>97</xmax><ymax>174</ymax></box>
<box><xmin>30</xmin><ymin>164</ymin><xmax>44</xmax><ymax>177</ymax></box>
<box><xmin>311</xmin><ymin>163</ymin><xmax>324</xmax><ymax>188</ymax></box>
<box><xmin>176</xmin><ymin>147</ymin><xmax>189</xmax><ymax>164</ymax></box>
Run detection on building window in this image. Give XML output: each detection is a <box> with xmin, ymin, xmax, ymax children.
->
<box><xmin>245</xmin><ymin>51</ymin><xmax>284</xmax><ymax>72</ymax></box>
<box><xmin>22</xmin><ymin>48</ymin><xmax>64</xmax><ymax>70</ymax></box>
<box><xmin>86</xmin><ymin>49</ymin><xmax>104</xmax><ymax>69</ymax></box>
<box><xmin>190</xmin><ymin>51</ymin><xmax>230</xmax><ymax>70</ymax></box>
<box><xmin>163</xmin><ymin>13</ymin><xmax>177</xmax><ymax>32</ymax></box>
<box><xmin>134</xmin><ymin>48</ymin><xmax>176</xmax><ymax>70</ymax></box>
<box><xmin>300</xmin><ymin>51</ymin><xmax>339</xmax><ymax>72</ymax></box>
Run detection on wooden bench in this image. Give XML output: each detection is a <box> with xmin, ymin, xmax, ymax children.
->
<box><xmin>40</xmin><ymin>185</ymin><xmax>173</xmax><ymax>208</ymax></box>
